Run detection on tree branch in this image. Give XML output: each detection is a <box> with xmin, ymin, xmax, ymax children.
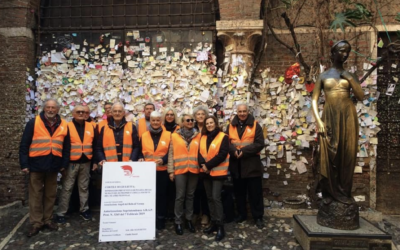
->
<box><xmin>281</xmin><ymin>12</ymin><xmax>311</xmax><ymax>77</ymax></box>
<box><xmin>266</xmin><ymin>21</ymin><xmax>297</xmax><ymax>56</ymax></box>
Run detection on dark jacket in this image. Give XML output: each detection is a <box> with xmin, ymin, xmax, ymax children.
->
<box><xmin>95</xmin><ymin>117</ymin><xmax>140</xmax><ymax>163</ymax></box>
<box><xmin>69</xmin><ymin>119</ymin><xmax>98</xmax><ymax>164</ymax></box>
<box><xmin>19</xmin><ymin>112</ymin><xmax>71</xmax><ymax>172</ymax></box>
<box><xmin>139</xmin><ymin>129</ymin><xmax>169</xmax><ymax>165</ymax></box>
<box><xmin>198</xmin><ymin>128</ymin><xmax>229</xmax><ymax>179</ymax></box>
<box><xmin>225</xmin><ymin>114</ymin><xmax>264</xmax><ymax>179</ymax></box>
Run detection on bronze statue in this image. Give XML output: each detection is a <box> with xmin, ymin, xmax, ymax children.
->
<box><xmin>311</xmin><ymin>40</ymin><xmax>364</xmax><ymax>230</ymax></box>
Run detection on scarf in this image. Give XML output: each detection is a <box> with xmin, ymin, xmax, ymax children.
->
<box><xmin>181</xmin><ymin>127</ymin><xmax>195</xmax><ymax>144</ymax></box>
<box><xmin>149</xmin><ymin>126</ymin><xmax>163</xmax><ymax>135</ymax></box>
<box><xmin>164</xmin><ymin>121</ymin><xmax>177</xmax><ymax>132</ymax></box>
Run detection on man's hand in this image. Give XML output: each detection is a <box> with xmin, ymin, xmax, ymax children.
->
<box><xmin>155</xmin><ymin>159</ymin><xmax>163</xmax><ymax>165</ymax></box>
<box><xmin>201</xmin><ymin>164</ymin><xmax>208</xmax><ymax>173</ymax></box>
<box><xmin>235</xmin><ymin>150</ymin><xmax>243</xmax><ymax>159</ymax></box>
<box><xmin>138</xmin><ymin>158</ymin><xmax>144</xmax><ymax>162</ymax></box>
<box><xmin>92</xmin><ymin>163</ymin><xmax>98</xmax><ymax>171</ymax></box>
<box><xmin>169</xmin><ymin>173</ymin><xmax>175</xmax><ymax>181</ymax></box>
<box><xmin>22</xmin><ymin>168</ymin><xmax>29</xmax><ymax>174</ymax></box>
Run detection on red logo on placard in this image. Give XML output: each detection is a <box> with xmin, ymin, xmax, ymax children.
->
<box><xmin>121</xmin><ymin>165</ymin><xmax>139</xmax><ymax>177</ymax></box>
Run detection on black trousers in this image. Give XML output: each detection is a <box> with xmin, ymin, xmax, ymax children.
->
<box><xmin>193</xmin><ymin>176</ymin><xmax>210</xmax><ymax>216</ymax></box>
<box><xmin>156</xmin><ymin>171</ymin><xmax>169</xmax><ymax>220</ymax></box>
<box><xmin>233</xmin><ymin>176</ymin><xmax>264</xmax><ymax>220</ymax></box>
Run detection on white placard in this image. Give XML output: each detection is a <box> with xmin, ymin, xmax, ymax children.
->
<box><xmin>99</xmin><ymin>162</ymin><xmax>156</xmax><ymax>242</ymax></box>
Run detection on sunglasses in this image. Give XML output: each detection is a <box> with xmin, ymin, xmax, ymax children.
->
<box><xmin>185</xmin><ymin>119</ymin><xmax>194</xmax><ymax>123</ymax></box>
<box><xmin>166</xmin><ymin>114</ymin><xmax>175</xmax><ymax>116</ymax></box>
<box><xmin>76</xmin><ymin>111</ymin><xmax>89</xmax><ymax>114</ymax></box>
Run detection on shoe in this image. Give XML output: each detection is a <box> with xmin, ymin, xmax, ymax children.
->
<box><xmin>215</xmin><ymin>225</ymin><xmax>225</xmax><ymax>241</ymax></box>
<box><xmin>201</xmin><ymin>214</ymin><xmax>209</xmax><ymax>225</ymax></box>
<box><xmin>80</xmin><ymin>210</ymin><xmax>92</xmax><ymax>221</ymax></box>
<box><xmin>175</xmin><ymin>223</ymin><xmax>183</xmax><ymax>235</ymax></box>
<box><xmin>186</xmin><ymin>220</ymin><xmax>196</xmax><ymax>233</ymax></box>
<box><xmin>234</xmin><ymin>215</ymin><xmax>247</xmax><ymax>223</ymax></box>
<box><xmin>44</xmin><ymin>222</ymin><xmax>58</xmax><ymax>231</ymax></box>
<box><xmin>203</xmin><ymin>221</ymin><xmax>217</xmax><ymax>234</ymax></box>
<box><xmin>255</xmin><ymin>218</ymin><xmax>264</xmax><ymax>229</ymax></box>
<box><xmin>55</xmin><ymin>215</ymin><xmax>66</xmax><ymax>224</ymax></box>
<box><xmin>156</xmin><ymin>219</ymin><xmax>165</xmax><ymax>230</ymax></box>
<box><xmin>27</xmin><ymin>226</ymin><xmax>42</xmax><ymax>237</ymax></box>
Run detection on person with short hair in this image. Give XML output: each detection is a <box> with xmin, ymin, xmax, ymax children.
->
<box><xmin>137</xmin><ymin>103</ymin><xmax>155</xmax><ymax>138</ymax></box>
<box><xmin>97</xmin><ymin>102</ymin><xmax>113</xmax><ymax>133</ymax></box>
<box><xmin>19</xmin><ymin>99</ymin><xmax>70</xmax><ymax>237</ymax></box>
<box><xmin>96</xmin><ymin>102</ymin><xmax>140</xmax><ymax>165</ymax></box>
<box><xmin>83</xmin><ymin>105</ymin><xmax>96</xmax><ymax>129</ymax></box>
<box><xmin>226</xmin><ymin>103</ymin><xmax>265</xmax><ymax>229</ymax></box>
<box><xmin>198</xmin><ymin>116</ymin><xmax>229</xmax><ymax>241</ymax></box>
<box><xmin>140</xmin><ymin>111</ymin><xmax>171</xmax><ymax>230</ymax></box>
<box><xmin>56</xmin><ymin>104</ymin><xmax>97</xmax><ymax>224</ymax></box>
<box><xmin>168</xmin><ymin>114</ymin><xmax>201</xmax><ymax>235</ymax></box>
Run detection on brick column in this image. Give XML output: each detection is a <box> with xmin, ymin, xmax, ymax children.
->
<box><xmin>0</xmin><ymin>0</ymin><xmax>38</xmax><ymax>205</ymax></box>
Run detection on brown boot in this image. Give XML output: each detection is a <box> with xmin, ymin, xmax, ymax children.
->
<box><xmin>44</xmin><ymin>222</ymin><xmax>58</xmax><ymax>231</ymax></box>
<box><xmin>27</xmin><ymin>226</ymin><xmax>42</xmax><ymax>237</ymax></box>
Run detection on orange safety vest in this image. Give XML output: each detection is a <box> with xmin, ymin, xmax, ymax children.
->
<box><xmin>29</xmin><ymin>116</ymin><xmax>68</xmax><ymax>157</ymax></box>
<box><xmin>103</xmin><ymin>122</ymin><xmax>133</xmax><ymax>162</ymax></box>
<box><xmin>141</xmin><ymin>130</ymin><xmax>171</xmax><ymax>171</ymax></box>
<box><xmin>89</xmin><ymin>121</ymin><xmax>97</xmax><ymax>129</ymax></box>
<box><xmin>68</xmin><ymin>121</ymin><xmax>94</xmax><ymax>161</ymax></box>
<box><xmin>171</xmin><ymin>132</ymin><xmax>201</xmax><ymax>175</ymax></box>
<box><xmin>98</xmin><ymin>119</ymin><xmax>108</xmax><ymax>133</ymax></box>
<box><xmin>199</xmin><ymin>132</ymin><xmax>229</xmax><ymax>177</ymax></box>
<box><xmin>161</xmin><ymin>124</ymin><xmax>180</xmax><ymax>133</ymax></box>
<box><xmin>229</xmin><ymin>121</ymin><xmax>257</xmax><ymax>150</ymax></box>
<box><xmin>138</xmin><ymin>118</ymin><xmax>148</xmax><ymax>138</ymax></box>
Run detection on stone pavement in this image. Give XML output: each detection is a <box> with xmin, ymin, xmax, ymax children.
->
<box><xmin>2</xmin><ymin>208</ymin><xmax>400</xmax><ymax>250</ymax></box>
<box><xmin>0</xmin><ymin>210</ymin><xmax>301</xmax><ymax>250</ymax></box>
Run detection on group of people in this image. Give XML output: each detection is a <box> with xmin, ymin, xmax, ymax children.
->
<box><xmin>19</xmin><ymin>100</ymin><xmax>266</xmax><ymax>241</ymax></box>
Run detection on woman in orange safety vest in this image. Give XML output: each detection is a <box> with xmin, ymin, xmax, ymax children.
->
<box><xmin>198</xmin><ymin>116</ymin><xmax>229</xmax><ymax>241</ymax></box>
<box><xmin>167</xmin><ymin>114</ymin><xmax>201</xmax><ymax>235</ymax></box>
<box><xmin>162</xmin><ymin>107</ymin><xmax>180</xmax><ymax>133</ymax></box>
<box><xmin>139</xmin><ymin>111</ymin><xmax>171</xmax><ymax>231</ymax></box>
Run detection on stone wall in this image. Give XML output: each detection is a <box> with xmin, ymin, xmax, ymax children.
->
<box><xmin>0</xmin><ymin>0</ymin><xmax>38</xmax><ymax>205</ymax></box>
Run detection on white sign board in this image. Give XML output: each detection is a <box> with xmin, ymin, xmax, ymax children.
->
<box><xmin>99</xmin><ymin>162</ymin><xmax>156</xmax><ymax>242</ymax></box>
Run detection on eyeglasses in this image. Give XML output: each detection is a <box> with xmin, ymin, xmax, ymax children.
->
<box><xmin>76</xmin><ymin>111</ymin><xmax>88</xmax><ymax>114</ymax></box>
<box><xmin>166</xmin><ymin>114</ymin><xmax>174</xmax><ymax>116</ymax></box>
<box><xmin>185</xmin><ymin>119</ymin><xmax>194</xmax><ymax>122</ymax></box>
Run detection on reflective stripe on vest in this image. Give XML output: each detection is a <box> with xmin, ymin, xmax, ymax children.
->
<box><xmin>103</xmin><ymin>122</ymin><xmax>133</xmax><ymax>162</ymax></box>
<box><xmin>29</xmin><ymin>116</ymin><xmax>68</xmax><ymax>157</ymax></box>
<box><xmin>200</xmin><ymin>132</ymin><xmax>229</xmax><ymax>177</ymax></box>
<box><xmin>229</xmin><ymin>121</ymin><xmax>257</xmax><ymax>150</ymax></box>
<box><xmin>138</xmin><ymin>118</ymin><xmax>148</xmax><ymax>139</ymax></box>
<box><xmin>171</xmin><ymin>132</ymin><xmax>201</xmax><ymax>175</ymax></box>
<box><xmin>68</xmin><ymin>121</ymin><xmax>94</xmax><ymax>161</ymax></box>
<box><xmin>141</xmin><ymin>130</ymin><xmax>171</xmax><ymax>171</ymax></box>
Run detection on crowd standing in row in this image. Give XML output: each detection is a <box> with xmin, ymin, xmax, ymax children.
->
<box><xmin>19</xmin><ymin>99</ymin><xmax>266</xmax><ymax>241</ymax></box>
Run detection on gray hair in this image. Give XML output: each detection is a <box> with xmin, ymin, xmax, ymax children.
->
<box><xmin>150</xmin><ymin>111</ymin><xmax>162</xmax><ymax>118</ymax></box>
<box><xmin>236</xmin><ymin>102</ymin><xmax>249</xmax><ymax>111</ymax></box>
<box><xmin>193</xmin><ymin>105</ymin><xmax>209</xmax><ymax>116</ymax></box>
<box><xmin>72</xmin><ymin>104</ymin><xmax>85</xmax><ymax>113</ymax></box>
<box><xmin>44</xmin><ymin>98</ymin><xmax>60</xmax><ymax>109</ymax></box>
<box><xmin>112</xmin><ymin>102</ymin><xmax>125</xmax><ymax>111</ymax></box>
<box><xmin>162</xmin><ymin>107</ymin><xmax>178</xmax><ymax>123</ymax></box>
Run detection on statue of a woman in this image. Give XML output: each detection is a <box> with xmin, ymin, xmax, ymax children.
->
<box><xmin>311</xmin><ymin>40</ymin><xmax>364</xmax><ymax>230</ymax></box>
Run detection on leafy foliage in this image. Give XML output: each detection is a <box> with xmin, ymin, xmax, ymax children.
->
<box><xmin>330</xmin><ymin>3</ymin><xmax>372</xmax><ymax>32</ymax></box>
<box><xmin>396</xmin><ymin>12</ymin><xmax>400</xmax><ymax>22</ymax></box>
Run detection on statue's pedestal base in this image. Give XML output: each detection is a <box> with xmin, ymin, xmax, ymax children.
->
<box><xmin>293</xmin><ymin>215</ymin><xmax>392</xmax><ymax>250</ymax></box>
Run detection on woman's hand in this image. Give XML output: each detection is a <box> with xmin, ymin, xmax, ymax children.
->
<box><xmin>138</xmin><ymin>158</ymin><xmax>144</xmax><ymax>162</ymax></box>
<box><xmin>155</xmin><ymin>159</ymin><xmax>163</xmax><ymax>165</ymax></box>
<box><xmin>317</xmin><ymin>120</ymin><xmax>326</xmax><ymax>136</ymax></box>
<box><xmin>169</xmin><ymin>173</ymin><xmax>175</xmax><ymax>181</ymax></box>
<box><xmin>202</xmin><ymin>164</ymin><xmax>208</xmax><ymax>173</ymax></box>
<box><xmin>99</xmin><ymin>160</ymin><xmax>106</xmax><ymax>166</ymax></box>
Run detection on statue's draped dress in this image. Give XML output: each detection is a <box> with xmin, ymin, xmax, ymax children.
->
<box><xmin>319</xmin><ymin>75</ymin><xmax>358</xmax><ymax>204</ymax></box>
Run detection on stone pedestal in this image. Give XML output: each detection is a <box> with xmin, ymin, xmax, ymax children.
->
<box><xmin>293</xmin><ymin>215</ymin><xmax>392</xmax><ymax>250</ymax></box>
